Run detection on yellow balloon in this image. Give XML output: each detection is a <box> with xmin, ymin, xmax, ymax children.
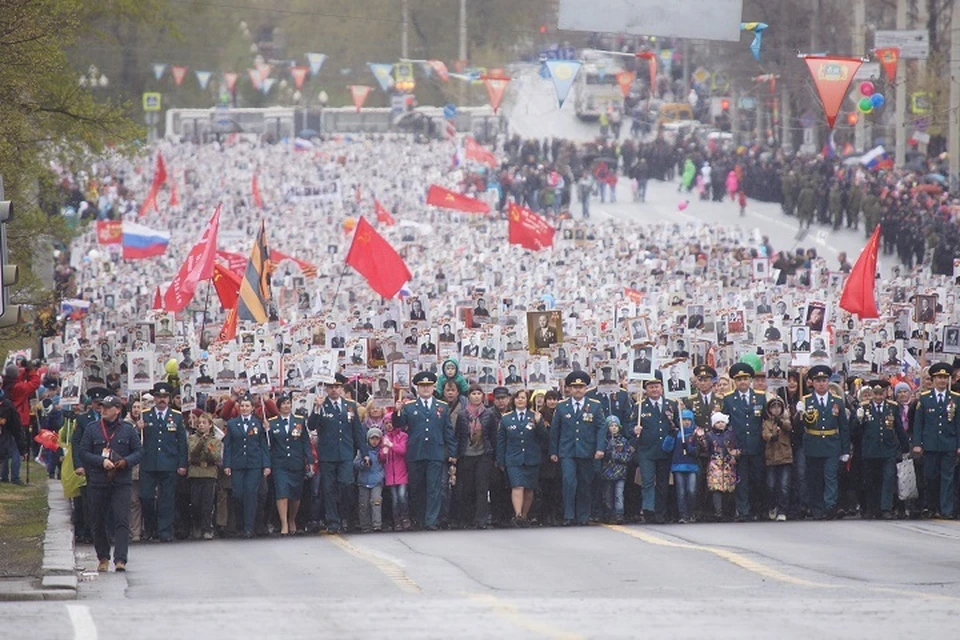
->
<box><xmin>165</xmin><ymin>358</ymin><xmax>179</xmax><ymax>376</ymax></box>
<box><xmin>342</xmin><ymin>217</ymin><xmax>357</xmax><ymax>233</ymax></box>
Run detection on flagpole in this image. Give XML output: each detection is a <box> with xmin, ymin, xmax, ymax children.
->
<box><xmin>199</xmin><ymin>281</ymin><xmax>212</xmax><ymax>349</ymax></box>
<box><xmin>330</xmin><ymin>264</ymin><xmax>349</xmax><ymax>312</ymax></box>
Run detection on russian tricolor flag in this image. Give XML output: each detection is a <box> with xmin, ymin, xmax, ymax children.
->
<box><xmin>860</xmin><ymin>145</ymin><xmax>894</xmax><ymax>171</ymax></box>
<box><xmin>122</xmin><ymin>222</ymin><xmax>170</xmax><ymax>260</ymax></box>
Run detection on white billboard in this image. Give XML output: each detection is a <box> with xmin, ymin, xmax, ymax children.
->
<box><xmin>558</xmin><ymin>0</ymin><xmax>743</xmax><ymax>42</ymax></box>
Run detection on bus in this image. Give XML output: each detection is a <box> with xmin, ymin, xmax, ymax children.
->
<box><xmin>574</xmin><ymin>58</ymin><xmax>623</xmax><ymax>120</ymax></box>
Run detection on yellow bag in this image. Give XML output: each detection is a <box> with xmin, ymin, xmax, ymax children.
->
<box><xmin>58</xmin><ymin>420</ymin><xmax>86</xmax><ymax>499</ymax></box>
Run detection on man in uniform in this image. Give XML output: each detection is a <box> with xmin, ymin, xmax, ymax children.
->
<box><xmin>685</xmin><ymin>365</ymin><xmax>724</xmax><ymax>518</ymax></box>
<box><xmin>550</xmin><ymin>372</ymin><xmax>606</xmax><ymax>526</ymax></box>
<box><xmin>139</xmin><ymin>382</ymin><xmax>187</xmax><ymax>542</ymax></box>
<box><xmin>796</xmin><ymin>179</ymin><xmax>815</xmax><ymax>229</ymax></box>
<box><xmin>393</xmin><ymin>372</ymin><xmax>457</xmax><ymax>530</ymax></box>
<box><xmin>269</xmin><ymin>394</ymin><xmax>314</xmax><ymax>535</ymax></box>
<box><xmin>796</xmin><ymin>365</ymin><xmax>851</xmax><ymax>519</ymax></box>
<box><xmin>722</xmin><ymin>363</ymin><xmax>767</xmax><ymax>521</ymax></box>
<box><xmin>911</xmin><ymin>363</ymin><xmax>960</xmax><ymax>518</ymax></box>
<box><xmin>308</xmin><ymin>373</ymin><xmax>363</xmax><ymax>534</ymax></box>
<box><xmin>859</xmin><ymin>380</ymin><xmax>910</xmax><ymax>519</ymax></box>
<box><xmin>630</xmin><ymin>372</ymin><xmax>679</xmax><ymax>523</ymax></box>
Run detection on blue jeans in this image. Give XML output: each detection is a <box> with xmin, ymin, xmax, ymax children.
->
<box><xmin>389</xmin><ymin>484</ymin><xmax>409</xmax><ymax>524</ymax></box>
<box><xmin>766</xmin><ymin>464</ymin><xmax>792</xmax><ymax>513</ymax></box>
<box><xmin>0</xmin><ymin>446</ymin><xmax>22</xmax><ymax>483</ymax></box>
<box><xmin>792</xmin><ymin>445</ymin><xmax>808</xmax><ymax>512</ymax></box>
<box><xmin>602</xmin><ymin>479</ymin><xmax>625</xmax><ymax>516</ymax></box>
<box><xmin>673</xmin><ymin>471</ymin><xmax>697</xmax><ymax>520</ymax></box>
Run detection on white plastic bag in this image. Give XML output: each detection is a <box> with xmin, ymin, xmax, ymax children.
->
<box><xmin>897</xmin><ymin>458</ymin><xmax>919</xmax><ymax>501</ymax></box>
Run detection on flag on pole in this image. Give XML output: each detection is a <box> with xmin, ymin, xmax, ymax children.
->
<box><xmin>152</xmin><ymin>286</ymin><xmax>163</xmax><ymax>310</ymax></box>
<box><xmin>425</xmin><ymin>185</ymin><xmax>490</xmax><ymax>214</ymax></box>
<box><xmin>345</xmin><ymin>216</ymin><xmax>411</xmax><ymax>299</ymax></box>
<box><xmin>218</xmin><ymin>306</ymin><xmax>239</xmax><ymax>343</ymax></box>
<box><xmin>464</xmin><ymin>136</ymin><xmax>498</xmax><ymax>168</ymax></box>
<box><xmin>374</xmin><ymin>199</ymin><xmax>396</xmax><ymax>226</ymax></box>
<box><xmin>507</xmin><ymin>203</ymin><xmax>555</xmax><ymax>250</ymax></box>
<box><xmin>252</xmin><ymin>173</ymin><xmax>264</xmax><ymax>209</ymax></box>
<box><xmin>138</xmin><ymin>152</ymin><xmax>168</xmax><ymax>216</ymax></box>
<box><xmin>162</xmin><ymin>205</ymin><xmax>221</xmax><ymax>312</ymax></box>
<box><xmin>212</xmin><ymin>262</ymin><xmax>242</xmax><ymax>310</ymax></box>
<box><xmin>121</xmin><ymin>222</ymin><xmax>171</xmax><ymax>260</ymax></box>
<box><xmin>216</xmin><ymin>250</ymin><xmax>247</xmax><ymax>276</ymax></box>
<box><xmin>838</xmin><ymin>226</ymin><xmax>881</xmax><ymax>319</ymax></box>
<box><xmin>271</xmin><ymin>249</ymin><xmax>318</xmax><ymax>278</ymax></box>
<box><xmin>237</xmin><ymin>220</ymin><xmax>272</xmax><ymax>323</ymax></box>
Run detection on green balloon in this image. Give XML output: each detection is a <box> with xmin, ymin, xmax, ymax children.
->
<box><xmin>858</xmin><ymin>97</ymin><xmax>873</xmax><ymax>113</ymax></box>
<box><xmin>739</xmin><ymin>352</ymin><xmax>763</xmax><ymax>372</ymax></box>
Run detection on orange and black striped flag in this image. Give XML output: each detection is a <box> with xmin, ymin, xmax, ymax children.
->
<box><xmin>237</xmin><ymin>220</ymin><xmax>272</xmax><ymax>323</ymax></box>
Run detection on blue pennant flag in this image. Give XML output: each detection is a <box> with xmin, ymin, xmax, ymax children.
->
<box><xmin>545</xmin><ymin>60</ymin><xmax>581</xmax><ymax>108</ymax></box>
<box><xmin>368</xmin><ymin>63</ymin><xmax>395</xmax><ymax>92</ymax></box>
<box><xmin>306</xmin><ymin>53</ymin><xmax>326</xmax><ymax>76</ymax></box>
<box><xmin>740</xmin><ymin>22</ymin><xmax>768</xmax><ymax>62</ymax></box>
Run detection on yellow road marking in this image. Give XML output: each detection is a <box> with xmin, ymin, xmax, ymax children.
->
<box><xmin>326</xmin><ymin>536</ymin><xmax>422</xmax><ymax>594</ymax></box>
<box><xmin>603</xmin><ymin>524</ymin><xmax>960</xmax><ymax>602</ymax></box>
<box><xmin>467</xmin><ymin>593</ymin><xmax>585</xmax><ymax>640</ymax></box>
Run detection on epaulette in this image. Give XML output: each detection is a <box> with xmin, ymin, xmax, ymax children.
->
<box><xmin>829</xmin><ymin>392</ymin><xmax>843</xmax><ymax>399</ymax></box>
<box><xmin>886</xmin><ymin>399</ymin><xmax>899</xmax><ymax>405</ymax></box>
<box><xmin>920</xmin><ymin>390</ymin><xmax>932</xmax><ymax>396</ymax></box>
<box><xmin>802</xmin><ymin>394</ymin><xmax>812</xmax><ymax>400</ymax></box>
<box><xmin>170</xmin><ymin>409</ymin><xmax>181</xmax><ymax>414</ymax></box>
<box><xmin>722</xmin><ymin>390</ymin><xmax>735</xmax><ymax>397</ymax></box>
<box><xmin>951</xmin><ymin>391</ymin><xmax>960</xmax><ymax>397</ymax></box>
<box><xmin>436</xmin><ymin>399</ymin><xmax>448</xmax><ymax>405</ymax></box>
<box><xmin>587</xmin><ymin>397</ymin><xmax>601</xmax><ymax>404</ymax></box>
<box><xmin>585</xmin><ymin>386</ymin><xmax>598</xmax><ymax>394</ymax></box>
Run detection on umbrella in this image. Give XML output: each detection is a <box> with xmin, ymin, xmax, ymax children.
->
<box><xmin>923</xmin><ymin>173</ymin><xmax>947</xmax><ymax>185</ymax></box>
<box><xmin>298</xmin><ymin>129</ymin><xmax>319</xmax><ymax>139</ymax></box>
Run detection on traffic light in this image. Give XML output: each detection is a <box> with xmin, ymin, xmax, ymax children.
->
<box><xmin>846</xmin><ymin>112</ymin><xmax>859</xmax><ymax>125</ymax></box>
<box><xmin>720</xmin><ymin>99</ymin><xmax>730</xmax><ymax>111</ymax></box>
<box><xmin>0</xmin><ymin>200</ymin><xmax>21</xmax><ymax>328</ymax></box>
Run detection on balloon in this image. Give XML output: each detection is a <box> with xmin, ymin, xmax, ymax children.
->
<box><xmin>859</xmin><ymin>81</ymin><xmax>874</xmax><ymax>96</ymax></box>
<box><xmin>678</xmin><ymin>200</ymin><xmax>689</xmax><ymax>211</ymax></box>
<box><xmin>858</xmin><ymin>97</ymin><xmax>873</xmax><ymax>113</ymax></box>
<box><xmin>165</xmin><ymin>358</ymin><xmax>179</xmax><ymax>376</ymax></box>
<box><xmin>870</xmin><ymin>93</ymin><xmax>885</xmax><ymax>109</ymax></box>
<box><xmin>739</xmin><ymin>352</ymin><xmax>763</xmax><ymax>373</ymax></box>
<box><xmin>342</xmin><ymin>217</ymin><xmax>357</xmax><ymax>233</ymax></box>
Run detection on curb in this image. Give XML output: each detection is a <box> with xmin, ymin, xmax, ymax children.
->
<box><xmin>40</xmin><ymin>481</ymin><xmax>78</xmax><ymax>599</ymax></box>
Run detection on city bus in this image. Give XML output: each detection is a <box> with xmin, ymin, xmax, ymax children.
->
<box><xmin>573</xmin><ymin>55</ymin><xmax>623</xmax><ymax>120</ymax></box>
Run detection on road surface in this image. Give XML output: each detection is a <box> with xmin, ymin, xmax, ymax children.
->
<box><xmin>6</xmin><ymin>518</ymin><xmax>960</xmax><ymax>638</ymax></box>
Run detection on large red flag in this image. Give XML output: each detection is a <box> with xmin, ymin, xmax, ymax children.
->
<box><xmin>426</xmin><ymin>185</ymin><xmax>490</xmax><ymax>214</ymax></box>
<box><xmin>216</xmin><ymin>250</ymin><xmax>247</xmax><ymax>276</ymax></box>
<box><xmin>464</xmin><ymin>136</ymin><xmax>498</xmax><ymax>168</ymax></box>
<box><xmin>252</xmin><ymin>173</ymin><xmax>264</xmax><ymax>209</ymax></box>
<box><xmin>96</xmin><ymin>220</ymin><xmax>122</xmax><ymax>245</ymax></box>
<box><xmin>139</xmin><ymin>153</ymin><xmax>168</xmax><ymax>216</ymax></box>
<box><xmin>507</xmin><ymin>203</ymin><xmax>555</xmax><ymax>250</ymax></box>
<box><xmin>163</xmin><ymin>204</ymin><xmax>221</xmax><ymax>312</ymax></box>
<box><xmin>345</xmin><ymin>216</ymin><xmax>411</xmax><ymax>299</ymax></box>
<box><xmin>212</xmin><ymin>262</ymin><xmax>242</xmax><ymax>309</ymax></box>
<box><xmin>152</xmin><ymin>286</ymin><xmax>163</xmax><ymax>310</ymax></box>
<box><xmin>374</xmin><ymin>199</ymin><xmax>396</xmax><ymax>226</ymax></box>
<box><xmin>217</xmin><ymin>306</ymin><xmax>238</xmax><ymax>343</ymax></box>
<box><xmin>802</xmin><ymin>55</ymin><xmax>863</xmax><ymax>129</ymax></box>
<box><xmin>838</xmin><ymin>226</ymin><xmax>880</xmax><ymax>319</ymax></box>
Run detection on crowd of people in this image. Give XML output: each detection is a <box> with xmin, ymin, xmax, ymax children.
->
<box><xmin>4</xmin><ymin>123</ymin><xmax>960</xmax><ymax>574</ymax></box>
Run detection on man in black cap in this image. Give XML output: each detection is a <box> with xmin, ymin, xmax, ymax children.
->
<box><xmin>393</xmin><ymin>372</ymin><xmax>457</xmax><ymax>530</ymax></box>
<box><xmin>308</xmin><ymin>373</ymin><xmax>363</xmax><ymax>534</ymax></box>
<box><xmin>629</xmin><ymin>372</ymin><xmax>679</xmax><ymax>523</ymax></box>
<box><xmin>139</xmin><ymin>382</ymin><xmax>187</xmax><ymax>542</ymax></box>
<box><xmin>549</xmin><ymin>372</ymin><xmax>606</xmax><ymax>526</ymax></box>
<box><xmin>79</xmin><ymin>395</ymin><xmax>141</xmax><ymax>572</ymax></box>
<box><xmin>796</xmin><ymin>365</ymin><xmax>850</xmax><ymax>520</ymax></box>
<box><xmin>911</xmin><ymin>362</ymin><xmax>960</xmax><ymax>518</ymax></box>
<box><xmin>722</xmin><ymin>363</ymin><xmax>767</xmax><ymax>521</ymax></box>
<box><xmin>859</xmin><ymin>380</ymin><xmax>909</xmax><ymax>519</ymax></box>
<box><xmin>685</xmin><ymin>364</ymin><xmax>723</xmax><ymax>519</ymax></box>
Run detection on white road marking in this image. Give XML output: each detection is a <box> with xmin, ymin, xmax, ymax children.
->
<box><xmin>66</xmin><ymin>604</ymin><xmax>98</xmax><ymax>640</ymax></box>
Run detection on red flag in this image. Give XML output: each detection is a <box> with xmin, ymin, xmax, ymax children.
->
<box><xmin>426</xmin><ymin>185</ymin><xmax>490</xmax><ymax>214</ymax></box>
<box><xmin>171</xmin><ymin>66</ymin><xmax>187</xmax><ymax>86</ymax></box>
<box><xmin>838</xmin><ymin>226</ymin><xmax>880</xmax><ymax>319</ymax></box>
<box><xmin>507</xmin><ymin>203</ymin><xmax>555</xmax><ymax>251</ymax></box>
<box><xmin>349</xmin><ymin>85</ymin><xmax>371</xmax><ymax>113</ymax></box>
<box><xmin>464</xmin><ymin>136</ymin><xmax>498</xmax><ymax>168</ymax></box>
<box><xmin>216</xmin><ymin>250</ymin><xmax>247</xmax><ymax>276</ymax></box>
<box><xmin>481</xmin><ymin>75</ymin><xmax>510</xmax><ymax>113</ymax></box>
<box><xmin>252</xmin><ymin>173</ymin><xmax>264</xmax><ymax>209</ymax></box>
<box><xmin>163</xmin><ymin>204</ymin><xmax>221</xmax><ymax>312</ymax></box>
<box><xmin>616</xmin><ymin>71</ymin><xmax>635</xmax><ymax>99</ymax></box>
<box><xmin>271</xmin><ymin>249</ymin><xmax>318</xmax><ymax>278</ymax></box>
<box><xmin>345</xmin><ymin>216</ymin><xmax>412</xmax><ymax>299</ymax></box>
<box><xmin>212</xmin><ymin>262</ymin><xmax>242</xmax><ymax>309</ymax></box>
<box><xmin>635</xmin><ymin>52</ymin><xmax>657</xmax><ymax>90</ymax></box>
<box><xmin>875</xmin><ymin>47</ymin><xmax>899</xmax><ymax>82</ymax></box>
<box><xmin>152</xmin><ymin>286</ymin><xmax>163</xmax><ymax>310</ymax></box>
<box><xmin>802</xmin><ymin>55</ymin><xmax>863</xmax><ymax>129</ymax></box>
<box><xmin>624</xmin><ymin>287</ymin><xmax>644</xmax><ymax>304</ymax></box>
<box><xmin>138</xmin><ymin>152</ymin><xmax>168</xmax><ymax>216</ymax></box>
<box><xmin>426</xmin><ymin>59</ymin><xmax>449</xmax><ymax>82</ymax></box>
<box><xmin>169</xmin><ymin>178</ymin><xmax>179</xmax><ymax>207</ymax></box>
<box><xmin>374</xmin><ymin>199</ymin><xmax>396</xmax><ymax>226</ymax></box>
<box><xmin>224</xmin><ymin>72</ymin><xmax>238</xmax><ymax>92</ymax></box>
<box><xmin>290</xmin><ymin>66</ymin><xmax>309</xmax><ymax>90</ymax></box>
<box><xmin>218</xmin><ymin>306</ymin><xmax>238</xmax><ymax>343</ymax></box>
<box><xmin>96</xmin><ymin>220</ymin><xmax>122</xmax><ymax>245</ymax></box>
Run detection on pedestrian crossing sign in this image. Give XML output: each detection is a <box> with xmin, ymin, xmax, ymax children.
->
<box><xmin>142</xmin><ymin>92</ymin><xmax>162</xmax><ymax>112</ymax></box>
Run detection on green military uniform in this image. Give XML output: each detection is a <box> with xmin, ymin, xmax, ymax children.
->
<box><xmin>140</xmin><ymin>400</ymin><xmax>188</xmax><ymax>541</ymax></box>
<box><xmin>781</xmin><ymin>171</ymin><xmax>797</xmax><ymax>216</ymax></box>
<box><xmin>797</xmin><ymin>183</ymin><xmax>815</xmax><ymax>229</ymax></box>
<box><xmin>828</xmin><ymin>183</ymin><xmax>843</xmax><ymax>229</ymax></box>
<box><xmin>858</xmin><ymin>392</ymin><xmax>909</xmax><ymax>517</ymax></box>
<box><xmin>798</xmin><ymin>366</ymin><xmax>850</xmax><ymax>519</ymax></box>
<box><xmin>912</xmin><ymin>365</ymin><xmax>960</xmax><ymax>518</ymax></box>
<box><xmin>846</xmin><ymin>185</ymin><xmax>862</xmax><ymax>230</ymax></box>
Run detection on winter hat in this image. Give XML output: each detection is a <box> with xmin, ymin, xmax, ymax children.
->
<box><xmin>711</xmin><ymin>412</ymin><xmax>729</xmax><ymax>426</ymax></box>
<box><xmin>367</xmin><ymin>427</ymin><xmax>383</xmax><ymax>441</ymax></box>
<box><xmin>894</xmin><ymin>382</ymin><xmax>911</xmax><ymax>396</ymax></box>
<box><xmin>605</xmin><ymin>415</ymin><xmax>621</xmax><ymax>426</ymax></box>
<box><xmin>3</xmin><ymin>364</ymin><xmax>19</xmax><ymax>379</ymax></box>
<box><xmin>681</xmin><ymin>409</ymin><xmax>695</xmax><ymax>422</ymax></box>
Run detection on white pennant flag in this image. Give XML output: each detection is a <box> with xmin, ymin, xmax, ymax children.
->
<box><xmin>152</xmin><ymin>63</ymin><xmax>167</xmax><ymax>81</ymax></box>
<box><xmin>306</xmin><ymin>53</ymin><xmax>327</xmax><ymax>76</ymax></box>
<box><xmin>261</xmin><ymin>77</ymin><xmax>276</xmax><ymax>94</ymax></box>
<box><xmin>195</xmin><ymin>70</ymin><xmax>212</xmax><ymax>90</ymax></box>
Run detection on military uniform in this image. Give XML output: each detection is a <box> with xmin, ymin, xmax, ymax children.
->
<box><xmin>722</xmin><ymin>387</ymin><xmax>767</xmax><ymax>519</ymax></box>
<box><xmin>268</xmin><ymin>412</ymin><xmax>314</xmax><ymax>501</ymax></box>
<box><xmin>223</xmin><ymin>413</ymin><xmax>270</xmax><ymax>536</ymax></box>
<box><xmin>497</xmin><ymin>409</ymin><xmax>545</xmax><ymax>489</ymax></box>
<box><xmin>140</xmin><ymin>406</ymin><xmax>187</xmax><ymax>541</ymax></box>
<box><xmin>912</xmin><ymin>386</ymin><xmax>960</xmax><ymax>517</ymax></box>
<box><xmin>628</xmin><ymin>395</ymin><xmax>680</xmax><ymax>522</ymax></box>
<box><xmin>308</xmin><ymin>397</ymin><xmax>363</xmax><ymax>532</ymax></box>
<box><xmin>797</xmin><ymin>183</ymin><xmax>815</xmax><ymax>229</ymax></box>
<box><xmin>393</xmin><ymin>394</ymin><xmax>456</xmax><ymax>529</ymax></box>
<box><xmin>798</xmin><ymin>389</ymin><xmax>850</xmax><ymax>519</ymax></box>
<box><xmin>587</xmin><ymin>387</ymin><xmax>633</xmax><ymax>427</ymax></box>
<box><xmin>858</xmin><ymin>398</ymin><xmax>909</xmax><ymax>517</ymax></box>
<box><xmin>550</xmin><ymin>375</ymin><xmax>607</xmax><ymax>525</ymax></box>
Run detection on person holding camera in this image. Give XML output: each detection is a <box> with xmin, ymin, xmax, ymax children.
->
<box><xmin>79</xmin><ymin>396</ymin><xmax>142</xmax><ymax>572</ymax></box>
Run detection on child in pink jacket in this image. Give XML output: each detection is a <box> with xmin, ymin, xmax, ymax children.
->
<box><xmin>379</xmin><ymin>413</ymin><xmax>410</xmax><ymax>531</ymax></box>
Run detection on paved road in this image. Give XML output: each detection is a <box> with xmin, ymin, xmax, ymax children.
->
<box><xmin>5</xmin><ymin>518</ymin><xmax>960</xmax><ymax>638</ymax></box>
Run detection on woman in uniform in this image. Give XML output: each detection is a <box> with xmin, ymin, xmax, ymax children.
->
<box><xmin>223</xmin><ymin>395</ymin><xmax>271</xmax><ymax>538</ymax></box>
<box><xmin>496</xmin><ymin>390</ymin><xmax>545</xmax><ymax>527</ymax></box>
<box><xmin>268</xmin><ymin>395</ymin><xmax>314</xmax><ymax>535</ymax></box>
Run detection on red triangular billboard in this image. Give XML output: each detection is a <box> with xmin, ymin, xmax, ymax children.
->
<box><xmin>802</xmin><ymin>55</ymin><xmax>863</xmax><ymax>129</ymax></box>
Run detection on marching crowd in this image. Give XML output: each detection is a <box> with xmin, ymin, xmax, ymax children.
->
<box><xmin>5</xmin><ymin>126</ymin><xmax>960</xmax><ymax>575</ymax></box>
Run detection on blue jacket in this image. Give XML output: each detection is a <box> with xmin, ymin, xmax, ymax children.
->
<box><xmin>628</xmin><ymin>397</ymin><xmax>680</xmax><ymax>461</ymax></box>
<box><xmin>268</xmin><ymin>414</ymin><xmax>314</xmax><ymax>471</ymax></box>
<box><xmin>663</xmin><ymin>423</ymin><xmax>699</xmax><ymax>472</ymax></box>
<box><xmin>223</xmin><ymin>415</ymin><xmax>270</xmax><ymax>470</ymax></box>
<box><xmin>912</xmin><ymin>390</ymin><xmax>960</xmax><ymax>452</ymax></box>
<box><xmin>497</xmin><ymin>410</ymin><xmax>544</xmax><ymax>468</ymax></box>
<box><xmin>354</xmin><ymin>448</ymin><xmax>385</xmax><ymax>488</ymax></box>
<box><xmin>140</xmin><ymin>407</ymin><xmax>188</xmax><ymax>472</ymax></box>
<box><xmin>393</xmin><ymin>397</ymin><xmax>456</xmax><ymax>462</ymax></box>
<box><xmin>79</xmin><ymin>418</ymin><xmax>143</xmax><ymax>486</ymax></box>
<box><xmin>587</xmin><ymin>388</ymin><xmax>633</xmax><ymax>428</ymax></box>
<box><xmin>549</xmin><ymin>397</ymin><xmax>607</xmax><ymax>459</ymax></box>
<box><xmin>600</xmin><ymin>433</ymin><xmax>634</xmax><ymax>480</ymax></box>
<box><xmin>721</xmin><ymin>390</ymin><xmax>766</xmax><ymax>456</ymax></box>
<box><xmin>308</xmin><ymin>398</ymin><xmax>364</xmax><ymax>462</ymax></box>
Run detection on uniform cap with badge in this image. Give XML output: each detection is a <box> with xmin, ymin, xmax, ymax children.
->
<box><xmin>413</xmin><ymin>371</ymin><xmax>437</xmax><ymax>386</ymax></box>
<box><xmin>152</xmin><ymin>382</ymin><xmax>174</xmax><ymax>396</ymax></box>
<box><xmin>729</xmin><ymin>363</ymin><xmax>754</xmax><ymax>379</ymax></box>
<box><xmin>565</xmin><ymin>372</ymin><xmax>590</xmax><ymax>387</ymax></box>
<box><xmin>642</xmin><ymin>370</ymin><xmax>663</xmax><ymax>389</ymax></box>
<box><xmin>86</xmin><ymin>387</ymin><xmax>111</xmax><ymax>404</ymax></box>
<box><xmin>929</xmin><ymin>362</ymin><xmax>953</xmax><ymax>378</ymax></box>
<box><xmin>807</xmin><ymin>364</ymin><xmax>832</xmax><ymax>381</ymax></box>
<box><xmin>694</xmin><ymin>365</ymin><xmax>717</xmax><ymax>380</ymax></box>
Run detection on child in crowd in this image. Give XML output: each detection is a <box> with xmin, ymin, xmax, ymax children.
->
<box><xmin>187</xmin><ymin>413</ymin><xmax>222</xmax><ymax>540</ymax></box>
<box><xmin>699</xmin><ymin>412</ymin><xmax>739</xmax><ymax>522</ymax></box>
<box><xmin>761</xmin><ymin>396</ymin><xmax>793</xmax><ymax>521</ymax></box>
<box><xmin>379</xmin><ymin>413</ymin><xmax>410</xmax><ymax>531</ymax></box>
<box><xmin>600</xmin><ymin>415</ymin><xmax>634</xmax><ymax>524</ymax></box>
<box><xmin>355</xmin><ymin>428</ymin><xmax>386</xmax><ymax>533</ymax></box>
<box><xmin>664</xmin><ymin>409</ymin><xmax>699</xmax><ymax>523</ymax></box>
